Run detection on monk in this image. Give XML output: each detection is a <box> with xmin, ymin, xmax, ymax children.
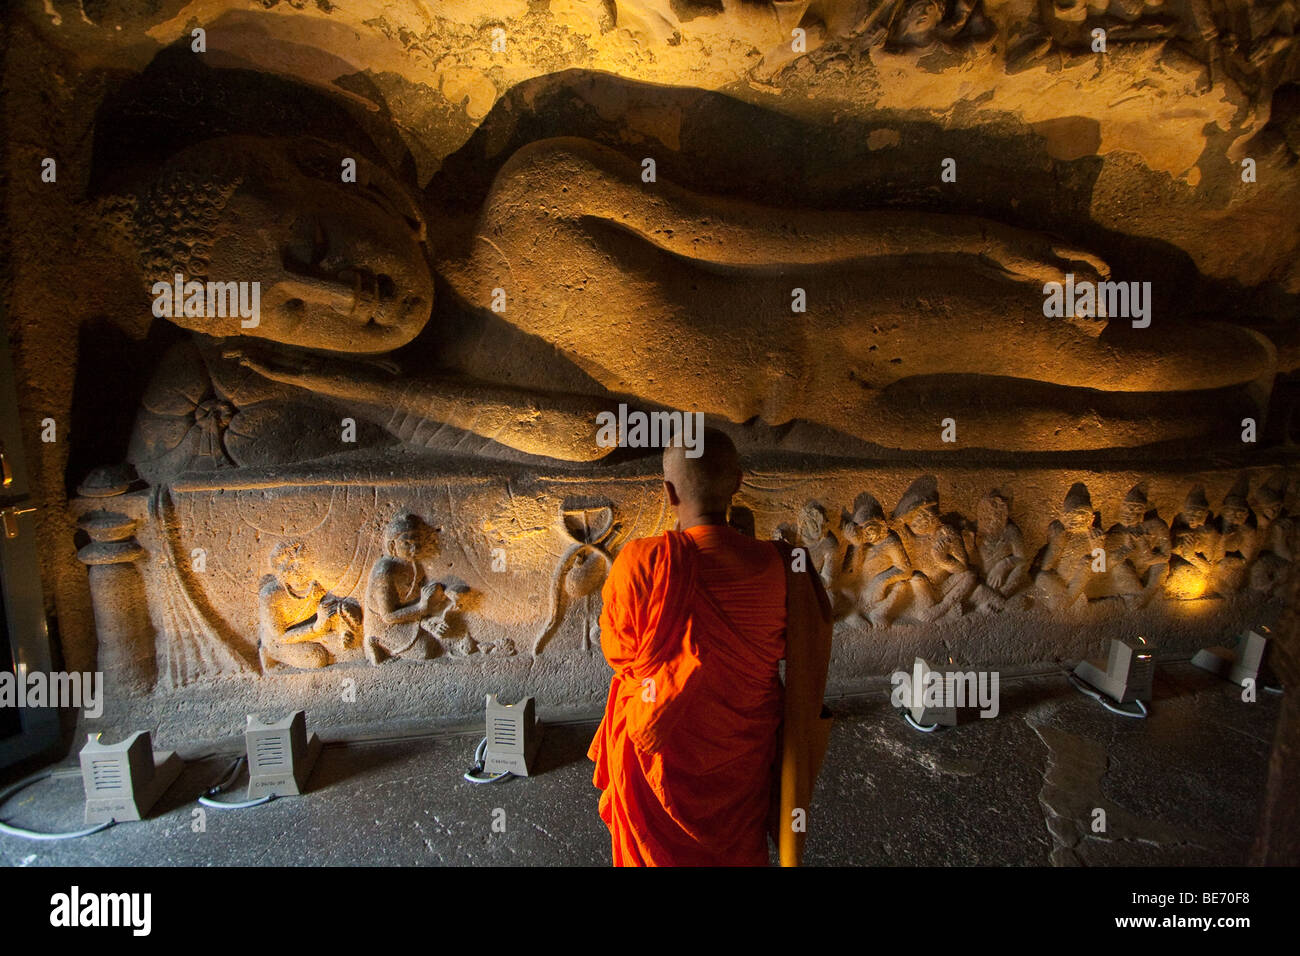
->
<box><xmin>588</xmin><ymin>428</ymin><xmax>833</xmax><ymax>866</ymax></box>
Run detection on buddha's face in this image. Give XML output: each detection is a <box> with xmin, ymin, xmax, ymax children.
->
<box><xmin>1065</xmin><ymin>507</ymin><xmax>1093</xmax><ymax>533</ymax></box>
<box><xmin>1184</xmin><ymin>508</ymin><xmax>1208</xmax><ymax>529</ymax></box>
<box><xmin>1258</xmin><ymin>503</ymin><xmax>1282</xmax><ymax>522</ymax></box>
<box><xmin>152</xmin><ymin>140</ymin><xmax>433</xmax><ymax>354</ymax></box>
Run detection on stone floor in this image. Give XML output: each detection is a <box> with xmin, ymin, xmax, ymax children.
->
<box><xmin>0</xmin><ymin>662</ymin><xmax>1281</xmax><ymax>866</ymax></box>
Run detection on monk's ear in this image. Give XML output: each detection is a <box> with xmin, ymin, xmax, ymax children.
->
<box><xmin>664</xmin><ymin>479</ymin><xmax>681</xmax><ymax>507</ymax></box>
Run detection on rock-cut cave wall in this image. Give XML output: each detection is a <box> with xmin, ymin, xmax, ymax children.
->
<box><xmin>2</xmin><ymin>0</ymin><xmax>1299</xmax><ymax>743</ymax></box>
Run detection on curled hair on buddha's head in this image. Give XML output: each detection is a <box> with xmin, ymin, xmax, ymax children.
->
<box><xmin>131</xmin><ymin>144</ymin><xmax>246</xmax><ymax>287</ymax></box>
<box><xmin>123</xmin><ymin>134</ymin><xmax>427</xmax><ymax>291</ymax></box>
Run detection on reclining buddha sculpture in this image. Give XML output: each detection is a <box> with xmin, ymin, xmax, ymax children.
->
<box><xmin>120</xmin><ymin>133</ymin><xmax>1275</xmax><ymax>478</ymax></box>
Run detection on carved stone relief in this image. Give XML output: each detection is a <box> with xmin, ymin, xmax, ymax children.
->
<box><xmin>68</xmin><ymin>464</ymin><xmax>1298</xmax><ymax>700</ymax></box>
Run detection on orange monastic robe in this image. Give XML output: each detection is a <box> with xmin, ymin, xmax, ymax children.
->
<box><xmin>587</xmin><ymin>524</ymin><xmax>787</xmax><ymax>866</ymax></box>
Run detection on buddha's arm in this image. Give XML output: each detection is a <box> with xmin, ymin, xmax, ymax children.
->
<box><xmin>488</xmin><ymin>137</ymin><xmax>1110</xmax><ymax>285</ymax></box>
<box><xmin>233</xmin><ymin>348</ymin><xmax>613</xmax><ymax>462</ymax></box>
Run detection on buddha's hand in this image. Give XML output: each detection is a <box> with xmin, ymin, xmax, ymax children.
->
<box><xmin>226</xmin><ymin>344</ymin><xmax>395</xmax><ymax>398</ymax></box>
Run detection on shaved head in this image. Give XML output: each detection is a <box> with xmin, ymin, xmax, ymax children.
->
<box><xmin>663</xmin><ymin>427</ymin><xmax>742</xmax><ymax>515</ymax></box>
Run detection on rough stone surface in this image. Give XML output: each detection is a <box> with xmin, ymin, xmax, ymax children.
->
<box><xmin>2</xmin><ymin>1</ymin><xmax>1298</xmax><ymax>740</ymax></box>
<box><xmin>0</xmin><ymin>664</ymin><xmax>1279</xmax><ymax>866</ymax></box>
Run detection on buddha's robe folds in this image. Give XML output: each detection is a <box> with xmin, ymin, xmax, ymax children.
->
<box><xmin>587</xmin><ymin>524</ymin><xmax>789</xmax><ymax>866</ymax></box>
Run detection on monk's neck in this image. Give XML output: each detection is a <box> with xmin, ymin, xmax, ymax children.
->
<box><xmin>676</xmin><ymin>508</ymin><xmax>729</xmax><ymax>531</ymax></box>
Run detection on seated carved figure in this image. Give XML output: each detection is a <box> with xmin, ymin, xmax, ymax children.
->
<box><xmin>1215</xmin><ymin>482</ymin><xmax>1259</xmax><ymax>595</ymax></box>
<box><xmin>1103</xmin><ymin>482</ymin><xmax>1171</xmax><ymax>608</ymax></box>
<box><xmin>1249</xmin><ymin>480</ymin><xmax>1295</xmax><ymax>598</ymax></box>
<box><xmin>796</xmin><ymin>501</ymin><xmax>841</xmax><ymax>590</ymax></box>
<box><xmin>257</xmin><ymin>541</ymin><xmax>362</xmax><ymax>670</ymax></box>
<box><xmin>838</xmin><ymin>493</ymin><xmax>912</xmax><ymax>626</ymax></box>
<box><xmin>1034</xmin><ymin>483</ymin><xmax>1107</xmax><ymax>611</ymax></box>
<box><xmin>1165</xmin><ymin>488</ymin><xmax>1226</xmax><ymax>600</ymax></box>
<box><xmin>364</xmin><ymin>512</ymin><xmax>463</xmax><ymax>665</ymax></box>
<box><xmin>123</xmin><ymin>134</ymin><xmax>1275</xmax><ymax>469</ymax></box>
<box><xmin>965</xmin><ymin>490</ymin><xmax>1029</xmax><ymax>611</ymax></box>
<box><xmin>893</xmin><ymin>477</ymin><xmax>977</xmax><ymax>622</ymax></box>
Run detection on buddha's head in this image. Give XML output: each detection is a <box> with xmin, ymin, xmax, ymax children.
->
<box><xmin>133</xmin><ymin>135</ymin><xmax>433</xmax><ymax>354</ymax></box>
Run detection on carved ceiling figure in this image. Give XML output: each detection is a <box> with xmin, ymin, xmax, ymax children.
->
<box><xmin>257</xmin><ymin>540</ymin><xmax>362</xmax><ymax>671</ymax></box>
<box><xmin>892</xmin><ymin>476</ymin><xmax>977</xmax><ymax>621</ymax></box>
<box><xmin>885</xmin><ymin>0</ymin><xmax>991</xmax><ymax>48</ymax></box>
<box><xmin>124</xmin><ymin>134</ymin><xmax>1275</xmax><ymax>471</ymax></box>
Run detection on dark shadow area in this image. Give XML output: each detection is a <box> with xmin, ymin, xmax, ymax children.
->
<box><xmin>86</xmin><ymin>44</ymin><xmax>417</xmax><ymax>199</ymax></box>
<box><xmin>426</xmin><ymin>68</ymin><xmax>1298</xmax><ymax>327</ymax></box>
<box><xmin>64</xmin><ymin>317</ymin><xmax>186</xmax><ymax>496</ymax></box>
